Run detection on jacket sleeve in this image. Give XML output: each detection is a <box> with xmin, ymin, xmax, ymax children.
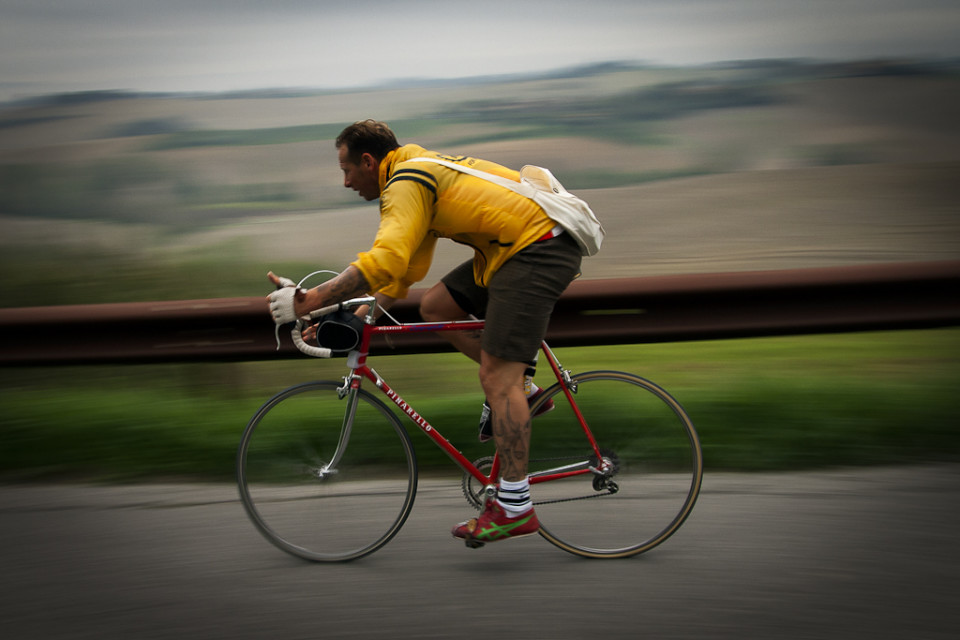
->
<box><xmin>350</xmin><ymin>176</ymin><xmax>437</xmax><ymax>299</ymax></box>
<box><xmin>377</xmin><ymin>233</ymin><xmax>437</xmax><ymax>299</ymax></box>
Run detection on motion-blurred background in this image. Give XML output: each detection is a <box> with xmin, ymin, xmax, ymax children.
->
<box><xmin>1</xmin><ymin>0</ymin><xmax>958</xmax><ymax>478</ymax></box>
<box><xmin>2</xmin><ymin>4</ymin><xmax>959</xmax><ymax>640</ymax></box>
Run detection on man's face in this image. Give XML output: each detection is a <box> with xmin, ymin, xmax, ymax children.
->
<box><xmin>338</xmin><ymin>145</ymin><xmax>381</xmax><ymax>201</ymax></box>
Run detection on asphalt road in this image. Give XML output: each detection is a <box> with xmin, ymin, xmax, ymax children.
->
<box><xmin>2</xmin><ymin>465</ymin><xmax>958</xmax><ymax>640</ymax></box>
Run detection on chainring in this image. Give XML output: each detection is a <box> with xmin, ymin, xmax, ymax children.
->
<box><xmin>461</xmin><ymin>455</ymin><xmax>495</xmax><ymax>510</ymax></box>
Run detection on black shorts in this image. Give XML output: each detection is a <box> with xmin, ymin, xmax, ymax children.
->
<box><xmin>441</xmin><ymin>232</ymin><xmax>582</xmax><ymax>363</ymax></box>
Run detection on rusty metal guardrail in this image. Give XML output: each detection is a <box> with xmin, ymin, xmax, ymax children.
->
<box><xmin>1</xmin><ymin>261</ymin><xmax>957</xmax><ymax>366</ymax></box>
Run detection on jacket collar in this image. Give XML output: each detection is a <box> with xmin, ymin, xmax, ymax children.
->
<box><xmin>379</xmin><ymin>144</ymin><xmax>428</xmax><ymax>190</ymax></box>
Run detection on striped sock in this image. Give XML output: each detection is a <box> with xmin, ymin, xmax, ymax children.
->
<box><xmin>497</xmin><ymin>478</ymin><xmax>532</xmax><ymax>517</ymax></box>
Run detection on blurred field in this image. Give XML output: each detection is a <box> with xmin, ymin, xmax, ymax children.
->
<box><xmin>2</xmin><ymin>329</ymin><xmax>957</xmax><ymax>480</ymax></box>
<box><xmin>1</xmin><ymin>61</ymin><xmax>958</xmax><ymax>305</ymax></box>
<box><xmin>1</xmin><ymin>60</ymin><xmax>958</xmax><ymax>478</ymax></box>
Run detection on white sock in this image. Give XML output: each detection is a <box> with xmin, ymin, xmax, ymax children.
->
<box><xmin>524</xmin><ymin>376</ymin><xmax>540</xmax><ymax>398</ymax></box>
<box><xmin>497</xmin><ymin>478</ymin><xmax>532</xmax><ymax>517</ymax></box>
<box><xmin>524</xmin><ymin>356</ymin><xmax>538</xmax><ymax>398</ymax></box>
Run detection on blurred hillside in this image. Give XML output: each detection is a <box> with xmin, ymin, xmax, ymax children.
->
<box><xmin>1</xmin><ymin>60</ymin><xmax>958</xmax><ymax>307</ymax></box>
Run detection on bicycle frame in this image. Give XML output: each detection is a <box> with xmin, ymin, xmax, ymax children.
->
<box><xmin>243</xmin><ymin>294</ymin><xmax>702</xmax><ymax>561</ymax></box>
<box><xmin>324</xmin><ymin>302</ymin><xmax>608</xmax><ymax>491</ymax></box>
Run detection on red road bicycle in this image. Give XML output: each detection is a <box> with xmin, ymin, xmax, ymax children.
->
<box><xmin>237</xmin><ymin>293</ymin><xmax>703</xmax><ymax>561</ymax></box>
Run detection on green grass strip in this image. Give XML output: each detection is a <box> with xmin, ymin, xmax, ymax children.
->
<box><xmin>1</xmin><ymin>329</ymin><xmax>957</xmax><ymax>480</ymax></box>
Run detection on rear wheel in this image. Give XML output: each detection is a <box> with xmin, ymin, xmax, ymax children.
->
<box><xmin>527</xmin><ymin>371</ymin><xmax>702</xmax><ymax>558</ymax></box>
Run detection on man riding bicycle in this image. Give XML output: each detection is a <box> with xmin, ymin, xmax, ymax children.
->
<box><xmin>267</xmin><ymin>120</ymin><xmax>584</xmax><ymax>546</ymax></box>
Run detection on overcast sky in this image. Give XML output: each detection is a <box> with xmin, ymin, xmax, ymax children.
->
<box><xmin>1</xmin><ymin>0</ymin><xmax>958</xmax><ymax>102</ymax></box>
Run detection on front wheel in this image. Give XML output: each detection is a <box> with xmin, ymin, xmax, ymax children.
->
<box><xmin>527</xmin><ymin>371</ymin><xmax>702</xmax><ymax>558</ymax></box>
<box><xmin>237</xmin><ymin>381</ymin><xmax>417</xmax><ymax>562</ymax></box>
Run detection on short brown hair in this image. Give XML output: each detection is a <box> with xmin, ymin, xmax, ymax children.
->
<box><xmin>336</xmin><ymin>120</ymin><xmax>400</xmax><ymax>163</ymax></box>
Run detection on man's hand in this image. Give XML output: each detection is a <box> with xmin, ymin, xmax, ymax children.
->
<box><xmin>266</xmin><ymin>271</ymin><xmax>305</xmax><ymax>325</ymax></box>
<box><xmin>265</xmin><ymin>266</ymin><xmax>371</xmax><ymax>328</ymax></box>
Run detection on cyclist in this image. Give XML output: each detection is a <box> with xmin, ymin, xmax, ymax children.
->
<box><xmin>267</xmin><ymin>120</ymin><xmax>583</xmax><ymax>546</ymax></box>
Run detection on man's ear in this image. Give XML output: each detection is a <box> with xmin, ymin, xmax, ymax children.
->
<box><xmin>360</xmin><ymin>152</ymin><xmax>379</xmax><ymax>171</ymax></box>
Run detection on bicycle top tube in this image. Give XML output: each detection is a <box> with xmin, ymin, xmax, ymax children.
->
<box><xmin>327</xmin><ymin>295</ymin><xmax>490</xmax><ymax>336</ymax></box>
<box><xmin>291</xmin><ymin>295</ymin><xmax>490</xmax><ymax>359</ymax></box>
<box><xmin>371</xmin><ymin>318</ymin><xmax>486</xmax><ymax>335</ymax></box>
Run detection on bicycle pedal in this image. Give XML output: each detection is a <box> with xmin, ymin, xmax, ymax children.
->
<box><xmin>464</xmin><ymin>539</ymin><xmax>485</xmax><ymax>549</ymax></box>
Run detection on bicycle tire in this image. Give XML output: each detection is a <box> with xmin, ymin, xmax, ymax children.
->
<box><xmin>237</xmin><ymin>381</ymin><xmax>417</xmax><ymax>562</ymax></box>
<box><xmin>527</xmin><ymin>371</ymin><xmax>702</xmax><ymax>558</ymax></box>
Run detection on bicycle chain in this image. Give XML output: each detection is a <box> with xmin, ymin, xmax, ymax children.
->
<box><xmin>534</xmin><ymin>452</ymin><xmax>621</xmax><ymax>504</ymax></box>
<box><xmin>464</xmin><ymin>455</ymin><xmax>617</xmax><ymax>507</ymax></box>
<box><xmin>532</xmin><ymin>454</ymin><xmax>618</xmax><ymax>504</ymax></box>
<box><xmin>534</xmin><ymin>491</ymin><xmax>614</xmax><ymax>506</ymax></box>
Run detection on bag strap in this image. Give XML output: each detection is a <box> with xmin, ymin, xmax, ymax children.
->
<box><xmin>408</xmin><ymin>157</ymin><xmax>537</xmax><ymax>198</ymax></box>
<box><xmin>411</xmin><ymin>156</ymin><xmax>602</xmax><ymax>257</ymax></box>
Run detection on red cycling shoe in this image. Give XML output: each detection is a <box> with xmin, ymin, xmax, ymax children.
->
<box><xmin>452</xmin><ymin>500</ymin><xmax>540</xmax><ymax>548</ymax></box>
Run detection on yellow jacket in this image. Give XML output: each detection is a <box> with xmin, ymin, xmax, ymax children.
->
<box><xmin>350</xmin><ymin>144</ymin><xmax>556</xmax><ymax>299</ymax></box>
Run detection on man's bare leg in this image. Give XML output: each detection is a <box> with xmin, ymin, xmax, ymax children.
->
<box><xmin>449</xmin><ymin>320</ymin><xmax>540</xmax><ymax>543</ymax></box>
<box><xmin>479</xmin><ymin>353</ymin><xmax>530</xmax><ymax>481</ymax></box>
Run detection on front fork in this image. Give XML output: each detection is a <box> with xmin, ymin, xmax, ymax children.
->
<box><xmin>312</xmin><ymin>374</ymin><xmax>361</xmax><ymax>479</ymax></box>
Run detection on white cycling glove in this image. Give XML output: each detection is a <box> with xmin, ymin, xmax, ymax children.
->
<box><xmin>267</xmin><ymin>277</ymin><xmax>305</xmax><ymax>325</ymax></box>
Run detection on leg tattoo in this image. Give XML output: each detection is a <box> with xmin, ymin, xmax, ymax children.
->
<box><xmin>494</xmin><ymin>396</ymin><xmax>532</xmax><ymax>481</ymax></box>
